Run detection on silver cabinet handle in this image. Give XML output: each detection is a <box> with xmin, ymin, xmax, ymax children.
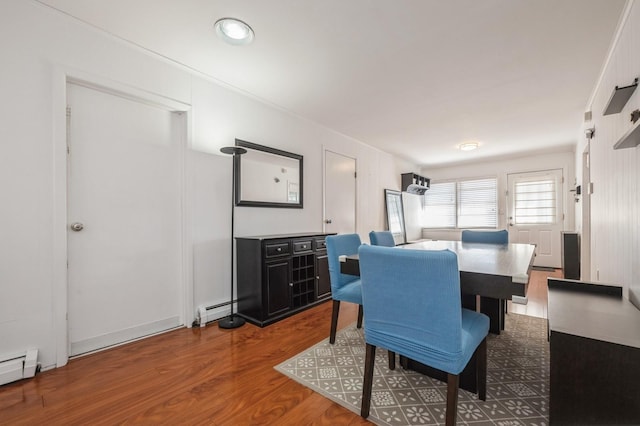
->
<box><xmin>70</xmin><ymin>222</ymin><xmax>84</xmax><ymax>232</ymax></box>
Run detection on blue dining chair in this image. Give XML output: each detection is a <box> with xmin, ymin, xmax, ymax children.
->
<box><xmin>461</xmin><ymin>229</ymin><xmax>509</xmax><ymax>319</ymax></box>
<box><xmin>369</xmin><ymin>230</ymin><xmax>396</xmax><ymax>247</ymax></box>
<box><xmin>461</xmin><ymin>229</ymin><xmax>508</xmax><ymax>244</ymax></box>
<box><xmin>326</xmin><ymin>234</ymin><xmax>364</xmax><ymax>344</ymax></box>
<box><xmin>358</xmin><ymin>245</ymin><xmax>489</xmax><ymax>425</ymax></box>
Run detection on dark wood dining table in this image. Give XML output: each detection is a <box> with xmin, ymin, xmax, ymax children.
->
<box><xmin>339</xmin><ymin>239</ymin><xmax>536</xmax><ymax>335</ymax></box>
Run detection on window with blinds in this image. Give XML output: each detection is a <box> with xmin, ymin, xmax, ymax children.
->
<box><xmin>513</xmin><ymin>178</ymin><xmax>556</xmax><ymax>224</ymax></box>
<box><xmin>423</xmin><ymin>178</ymin><xmax>497</xmax><ymax>228</ymax></box>
<box><xmin>424</xmin><ymin>182</ymin><xmax>456</xmax><ymax>228</ymax></box>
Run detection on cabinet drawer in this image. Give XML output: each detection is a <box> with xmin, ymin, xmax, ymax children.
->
<box><xmin>265</xmin><ymin>243</ymin><xmax>289</xmax><ymax>257</ymax></box>
<box><xmin>315</xmin><ymin>238</ymin><xmax>327</xmax><ymax>250</ymax></box>
<box><xmin>293</xmin><ymin>240</ymin><xmax>313</xmax><ymax>253</ymax></box>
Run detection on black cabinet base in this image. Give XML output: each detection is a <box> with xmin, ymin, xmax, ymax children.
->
<box><xmin>548</xmin><ymin>278</ymin><xmax>640</xmax><ymax>425</ymax></box>
<box><xmin>238</xmin><ymin>297</ymin><xmax>331</xmax><ymax>327</ymax></box>
<box><xmin>236</xmin><ymin>233</ymin><xmax>334</xmax><ymax>328</ymax></box>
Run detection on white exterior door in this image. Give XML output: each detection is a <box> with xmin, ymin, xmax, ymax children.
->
<box><xmin>324</xmin><ymin>150</ymin><xmax>356</xmax><ymax>234</ymax></box>
<box><xmin>507</xmin><ymin>169</ymin><xmax>564</xmax><ymax>268</ymax></box>
<box><xmin>67</xmin><ymin>83</ymin><xmax>184</xmax><ymax>356</ymax></box>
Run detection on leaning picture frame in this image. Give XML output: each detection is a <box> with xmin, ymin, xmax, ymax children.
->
<box><xmin>384</xmin><ymin>189</ymin><xmax>406</xmax><ymax>245</ymax></box>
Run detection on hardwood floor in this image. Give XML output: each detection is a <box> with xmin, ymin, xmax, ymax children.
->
<box><xmin>1</xmin><ymin>301</ymin><xmax>368</xmax><ymax>425</ymax></box>
<box><xmin>1</xmin><ymin>270</ymin><xmax>556</xmax><ymax>425</ymax></box>
<box><xmin>508</xmin><ymin>267</ymin><xmax>562</xmax><ymax>319</ymax></box>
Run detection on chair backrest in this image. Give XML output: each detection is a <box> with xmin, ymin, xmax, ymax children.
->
<box><xmin>326</xmin><ymin>234</ymin><xmax>362</xmax><ymax>292</ymax></box>
<box><xmin>369</xmin><ymin>230</ymin><xmax>396</xmax><ymax>247</ymax></box>
<box><xmin>358</xmin><ymin>245</ymin><xmax>462</xmax><ymax>354</ymax></box>
<box><xmin>461</xmin><ymin>229</ymin><xmax>508</xmax><ymax>245</ymax></box>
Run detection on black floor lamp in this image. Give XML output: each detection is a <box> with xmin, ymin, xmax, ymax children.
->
<box><xmin>218</xmin><ymin>145</ymin><xmax>247</xmax><ymax>329</ymax></box>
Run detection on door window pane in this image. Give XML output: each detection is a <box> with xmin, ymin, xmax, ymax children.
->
<box><xmin>513</xmin><ymin>179</ymin><xmax>556</xmax><ymax>224</ymax></box>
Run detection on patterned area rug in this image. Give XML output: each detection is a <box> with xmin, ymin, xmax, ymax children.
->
<box><xmin>275</xmin><ymin>313</ymin><xmax>549</xmax><ymax>425</ymax></box>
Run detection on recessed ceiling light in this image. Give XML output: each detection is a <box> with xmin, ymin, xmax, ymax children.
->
<box><xmin>214</xmin><ymin>18</ymin><xmax>254</xmax><ymax>45</ymax></box>
<box><xmin>459</xmin><ymin>142</ymin><xmax>479</xmax><ymax>151</ymax></box>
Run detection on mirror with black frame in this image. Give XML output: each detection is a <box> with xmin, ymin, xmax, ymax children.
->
<box><xmin>234</xmin><ymin>139</ymin><xmax>303</xmax><ymax>208</ymax></box>
<box><xmin>384</xmin><ymin>189</ymin><xmax>407</xmax><ymax>245</ymax></box>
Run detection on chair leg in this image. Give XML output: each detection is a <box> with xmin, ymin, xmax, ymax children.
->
<box><xmin>360</xmin><ymin>343</ymin><xmax>376</xmax><ymax>418</ymax></box>
<box><xmin>399</xmin><ymin>355</ymin><xmax>409</xmax><ymax>370</ymax></box>
<box><xmin>477</xmin><ymin>338</ymin><xmax>487</xmax><ymax>401</ymax></box>
<box><xmin>445</xmin><ymin>373</ymin><xmax>460</xmax><ymax>426</ymax></box>
<box><xmin>388</xmin><ymin>351</ymin><xmax>395</xmax><ymax>370</ymax></box>
<box><xmin>357</xmin><ymin>304</ymin><xmax>364</xmax><ymax>329</ymax></box>
<box><xmin>329</xmin><ymin>300</ymin><xmax>340</xmax><ymax>344</ymax></box>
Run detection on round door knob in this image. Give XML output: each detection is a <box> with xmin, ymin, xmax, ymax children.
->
<box><xmin>70</xmin><ymin>222</ymin><xmax>84</xmax><ymax>232</ymax></box>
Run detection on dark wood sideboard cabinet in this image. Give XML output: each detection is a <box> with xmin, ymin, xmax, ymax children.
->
<box><xmin>236</xmin><ymin>233</ymin><xmax>334</xmax><ymax>327</ymax></box>
<box><xmin>547</xmin><ymin>278</ymin><xmax>640</xmax><ymax>425</ymax></box>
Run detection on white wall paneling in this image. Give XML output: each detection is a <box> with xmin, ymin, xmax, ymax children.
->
<box><xmin>576</xmin><ymin>0</ymin><xmax>639</xmax><ymax>297</ymax></box>
<box><xmin>0</xmin><ymin>0</ymin><xmax>419</xmax><ymax>370</ymax></box>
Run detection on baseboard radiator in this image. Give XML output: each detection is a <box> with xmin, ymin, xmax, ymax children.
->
<box><xmin>512</xmin><ymin>295</ymin><xmax>528</xmax><ymax>305</ymax></box>
<box><xmin>196</xmin><ymin>302</ymin><xmax>232</xmax><ymax>328</ymax></box>
<box><xmin>0</xmin><ymin>349</ymin><xmax>38</xmax><ymax>386</ymax></box>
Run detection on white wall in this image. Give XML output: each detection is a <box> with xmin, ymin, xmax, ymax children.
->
<box><xmin>0</xmin><ymin>1</ymin><xmax>418</xmax><ymax>369</ymax></box>
<box><xmin>420</xmin><ymin>150</ymin><xmax>576</xmax><ymax>241</ymax></box>
<box><xmin>575</xmin><ymin>0</ymin><xmax>639</xmax><ymax>297</ymax></box>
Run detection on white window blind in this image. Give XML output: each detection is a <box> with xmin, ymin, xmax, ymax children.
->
<box><xmin>423</xmin><ymin>178</ymin><xmax>497</xmax><ymax>229</ymax></box>
<box><xmin>513</xmin><ymin>179</ymin><xmax>556</xmax><ymax>224</ymax></box>
<box><xmin>458</xmin><ymin>178</ymin><xmax>498</xmax><ymax>228</ymax></box>
<box><xmin>424</xmin><ymin>182</ymin><xmax>456</xmax><ymax>228</ymax></box>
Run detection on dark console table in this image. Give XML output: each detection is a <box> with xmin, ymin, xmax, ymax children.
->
<box><xmin>547</xmin><ymin>278</ymin><xmax>640</xmax><ymax>425</ymax></box>
<box><xmin>236</xmin><ymin>233</ymin><xmax>334</xmax><ymax>327</ymax></box>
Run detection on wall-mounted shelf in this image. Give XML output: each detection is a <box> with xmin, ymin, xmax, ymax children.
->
<box><xmin>613</xmin><ymin>116</ymin><xmax>640</xmax><ymax>149</ymax></box>
<box><xmin>603</xmin><ymin>78</ymin><xmax>638</xmax><ymax>116</ymax></box>
<box><xmin>401</xmin><ymin>173</ymin><xmax>430</xmax><ymax>195</ymax></box>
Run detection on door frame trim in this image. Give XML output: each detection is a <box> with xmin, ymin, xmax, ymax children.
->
<box><xmin>52</xmin><ymin>67</ymin><xmax>192</xmax><ymax>367</ymax></box>
<box><xmin>581</xmin><ymin>144</ymin><xmax>591</xmax><ymax>280</ymax></box>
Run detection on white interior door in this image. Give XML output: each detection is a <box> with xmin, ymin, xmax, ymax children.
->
<box><xmin>324</xmin><ymin>150</ymin><xmax>356</xmax><ymax>234</ymax></box>
<box><xmin>507</xmin><ymin>169</ymin><xmax>564</xmax><ymax>268</ymax></box>
<box><xmin>67</xmin><ymin>82</ymin><xmax>184</xmax><ymax>356</ymax></box>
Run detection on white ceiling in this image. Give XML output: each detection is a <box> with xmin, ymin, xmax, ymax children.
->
<box><xmin>37</xmin><ymin>0</ymin><xmax>626</xmax><ymax>166</ymax></box>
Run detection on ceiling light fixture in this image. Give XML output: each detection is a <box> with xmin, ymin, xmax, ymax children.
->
<box><xmin>214</xmin><ymin>18</ymin><xmax>254</xmax><ymax>45</ymax></box>
<box><xmin>459</xmin><ymin>142</ymin><xmax>479</xmax><ymax>151</ymax></box>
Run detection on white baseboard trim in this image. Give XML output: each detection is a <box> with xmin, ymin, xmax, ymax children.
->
<box><xmin>70</xmin><ymin>316</ymin><xmax>181</xmax><ymax>357</ymax></box>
